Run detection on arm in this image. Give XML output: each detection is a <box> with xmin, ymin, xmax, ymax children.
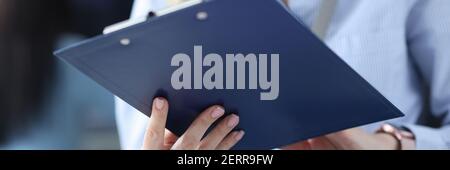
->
<box><xmin>403</xmin><ymin>0</ymin><xmax>450</xmax><ymax>149</ymax></box>
<box><xmin>284</xmin><ymin>0</ymin><xmax>450</xmax><ymax>150</ymax></box>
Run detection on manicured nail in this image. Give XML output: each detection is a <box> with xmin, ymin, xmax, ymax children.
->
<box><xmin>227</xmin><ymin>114</ymin><xmax>239</xmax><ymax>127</ymax></box>
<box><xmin>211</xmin><ymin>107</ymin><xmax>225</xmax><ymax>118</ymax></box>
<box><xmin>154</xmin><ymin>98</ymin><xmax>164</xmax><ymax>110</ymax></box>
<box><xmin>235</xmin><ymin>130</ymin><xmax>245</xmax><ymax>141</ymax></box>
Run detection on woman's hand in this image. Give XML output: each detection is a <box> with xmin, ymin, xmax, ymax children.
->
<box><xmin>142</xmin><ymin>97</ymin><xmax>245</xmax><ymax>150</ymax></box>
<box><xmin>282</xmin><ymin>128</ymin><xmax>415</xmax><ymax>150</ymax></box>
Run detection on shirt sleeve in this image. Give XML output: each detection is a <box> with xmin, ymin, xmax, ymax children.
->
<box><xmin>115</xmin><ymin>0</ymin><xmax>168</xmax><ymax>150</ymax></box>
<box><xmin>404</xmin><ymin>0</ymin><xmax>450</xmax><ymax>149</ymax></box>
<box><xmin>115</xmin><ymin>97</ymin><xmax>149</xmax><ymax>150</ymax></box>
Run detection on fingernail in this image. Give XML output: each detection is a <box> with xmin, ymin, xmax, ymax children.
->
<box><xmin>235</xmin><ymin>130</ymin><xmax>245</xmax><ymax>141</ymax></box>
<box><xmin>227</xmin><ymin>114</ymin><xmax>239</xmax><ymax>127</ymax></box>
<box><xmin>154</xmin><ymin>98</ymin><xmax>164</xmax><ymax>110</ymax></box>
<box><xmin>211</xmin><ymin>107</ymin><xmax>225</xmax><ymax>118</ymax></box>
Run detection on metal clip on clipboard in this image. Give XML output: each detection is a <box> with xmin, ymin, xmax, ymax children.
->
<box><xmin>103</xmin><ymin>0</ymin><xmax>337</xmax><ymax>41</ymax></box>
<box><xmin>103</xmin><ymin>0</ymin><xmax>204</xmax><ymax>35</ymax></box>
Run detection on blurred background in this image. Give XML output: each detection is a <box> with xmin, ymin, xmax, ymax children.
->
<box><xmin>0</xmin><ymin>0</ymin><xmax>134</xmax><ymax>149</ymax></box>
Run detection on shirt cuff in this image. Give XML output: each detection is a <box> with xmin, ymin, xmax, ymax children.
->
<box><xmin>400</xmin><ymin>124</ymin><xmax>448</xmax><ymax>150</ymax></box>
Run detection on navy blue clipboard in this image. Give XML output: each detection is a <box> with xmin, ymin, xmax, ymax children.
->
<box><xmin>54</xmin><ymin>0</ymin><xmax>404</xmax><ymax>149</ymax></box>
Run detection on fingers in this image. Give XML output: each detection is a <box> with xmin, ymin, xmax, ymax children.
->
<box><xmin>281</xmin><ymin>137</ymin><xmax>337</xmax><ymax>150</ymax></box>
<box><xmin>142</xmin><ymin>97</ymin><xmax>169</xmax><ymax>150</ymax></box>
<box><xmin>308</xmin><ymin>137</ymin><xmax>337</xmax><ymax>150</ymax></box>
<box><xmin>162</xmin><ymin>129</ymin><xmax>179</xmax><ymax>150</ymax></box>
<box><xmin>216</xmin><ymin>130</ymin><xmax>245</xmax><ymax>150</ymax></box>
<box><xmin>325</xmin><ymin>128</ymin><xmax>360</xmax><ymax>140</ymax></box>
<box><xmin>324</xmin><ymin>128</ymin><xmax>363</xmax><ymax>149</ymax></box>
<box><xmin>282</xmin><ymin>128</ymin><xmax>358</xmax><ymax>150</ymax></box>
<box><xmin>281</xmin><ymin>141</ymin><xmax>311</xmax><ymax>150</ymax></box>
<box><xmin>142</xmin><ymin>101</ymin><xmax>245</xmax><ymax>150</ymax></box>
<box><xmin>199</xmin><ymin>114</ymin><xmax>240</xmax><ymax>149</ymax></box>
<box><xmin>172</xmin><ymin>105</ymin><xmax>225</xmax><ymax>150</ymax></box>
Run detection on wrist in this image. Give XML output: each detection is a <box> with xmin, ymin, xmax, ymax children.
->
<box><xmin>376</xmin><ymin>123</ymin><xmax>416</xmax><ymax>150</ymax></box>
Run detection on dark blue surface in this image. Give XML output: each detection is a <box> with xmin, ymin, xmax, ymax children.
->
<box><xmin>55</xmin><ymin>0</ymin><xmax>404</xmax><ymax>149</ymax></box>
